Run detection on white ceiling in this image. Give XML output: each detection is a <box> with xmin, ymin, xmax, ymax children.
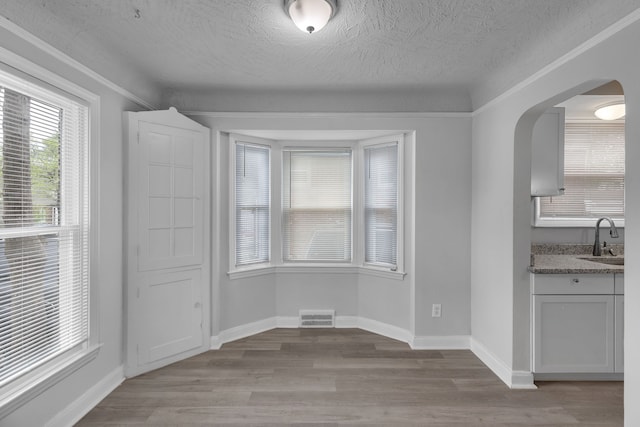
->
<box><xmin>1</xmin><ymin>1</ymin><xmax>638</xmax><ymax>110</ymax></box>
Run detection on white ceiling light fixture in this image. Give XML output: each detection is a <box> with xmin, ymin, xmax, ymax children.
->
<box><xmin>594</xmin><ymin>102</ymin><xmax>626</xmax><ymax>120</ymax></box>
<box><xmin>285</xmin><ymin>0</ymin><xmax>337</xmax><ymax>34</ymax></box>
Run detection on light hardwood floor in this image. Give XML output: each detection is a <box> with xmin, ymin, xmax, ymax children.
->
<box><xmin>77</xmin><ymin>328</ymin><xmax>623</xmax><ymax>426</ymax></box>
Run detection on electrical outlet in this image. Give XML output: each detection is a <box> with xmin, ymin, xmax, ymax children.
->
<box><xmin>432</xmin><ymin>303</ymin><xmax>441</xmax><ymax>318</ymax></box>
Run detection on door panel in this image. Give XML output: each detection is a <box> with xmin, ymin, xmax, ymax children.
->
<box><xmin>139</xmin><ymin>268</ymin><xmax>203</xmax><ymax>365</ymax></box>
<box><xmin>138</xmin><ymin>121</ymin><xmax>203</xmax><ymax>272</ymax></box>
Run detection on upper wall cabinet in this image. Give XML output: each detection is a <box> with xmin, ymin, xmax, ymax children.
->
<box><xmin>531</xmin><ymin>107</ymin><xmax>565</xmax><ymax>196</ymax></box>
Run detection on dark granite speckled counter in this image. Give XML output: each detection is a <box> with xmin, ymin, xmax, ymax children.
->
<box><xmin>528</xmin><ymin>244</ymin><xmax>624</xmax><ymax>274</ymax></box>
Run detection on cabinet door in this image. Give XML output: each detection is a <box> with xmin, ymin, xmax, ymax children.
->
<box><xmin>615</xmin><ymin>295</ymin><xmax>624</xmax><ymax>373</ymax></box>
<box><xmin>534</xmin><ymin>294</ymin><xmax>614</xmax><ymax>373</ymax></box>
<box><xmin>531</xmin><ymin>107</ymin><xmax>565</xmax><ymax>196</ymax></box>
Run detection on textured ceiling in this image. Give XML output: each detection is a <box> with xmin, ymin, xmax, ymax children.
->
<box><xmin>1</xmin><ymin>0</ymin><xmax>639</xmax><ymax>110</ymax></box>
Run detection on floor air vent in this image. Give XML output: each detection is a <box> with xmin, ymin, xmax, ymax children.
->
<box><xmin>299</xmin><ymin>310</ymin><xmax>335</xmax><ymax>328</ymax></box>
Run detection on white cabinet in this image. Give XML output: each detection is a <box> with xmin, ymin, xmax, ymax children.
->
<box><xmin>533</xmin><ymin>294</ymin><xmax>614</xmax><ymax>373</ymax></box>
<box><xmin>531</xmin><ymin>273</ymin><xmax>623</xmax><ymax>375</ymax></box>
<box><xmin>531</xmin><ymin>107</ymin><xmax>565</xmax><ymax>196</ymax></box>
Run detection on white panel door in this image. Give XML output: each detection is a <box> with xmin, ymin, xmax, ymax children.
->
<box><xmin>125</xmin><ymin>108</ymin><xmax>210</xmax><ymax>377</ymax></box>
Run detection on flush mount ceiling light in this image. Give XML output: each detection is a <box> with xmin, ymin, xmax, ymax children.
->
<box><xmin>285</xmin><ymin>0</ymin><xmax>337</xmax><ymax>34</ymax></box>
<box><xmin>594</xmin><ymin>102</ymin><xmax>626</xmax><ymax>120</ymax></box>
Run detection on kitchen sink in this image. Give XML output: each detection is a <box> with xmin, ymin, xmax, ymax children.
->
<box><xmin>578</xmin><ymin>256</ymin><xmax>624</xmax><ymax>266</ymax></box>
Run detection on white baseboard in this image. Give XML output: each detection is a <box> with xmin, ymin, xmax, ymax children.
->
<box><xmin>46</xmin><ymin>366</ymin><xmax>124</xmax><ymax>427</ymax></box>
<box><xmin>355</xmin><ymin>317</ymin><xmax>414</xmax><ymax>344</ymax></box>
<box><xmin>470</xmin><ymin>337</ymin><xmax>536</xmax><ymax>389</ymax></box>
<box><xmin>211</xmin><ymin>317</ymin><xmax>279</xmax><ymax>349</ymax></box>
<box><xmin>335</xmin><ymin>315</ymin><xmax>358</xmax><ymax>328</ymax></box>
<box><xmin>411</xmin><ymin>335</ymin><xmax>471</xmax><ymax>350</ymax></box>
<box><xmin>210</xmin><ymin>316</ymin><xmax>413</xmax><ymax>349</ymax></box>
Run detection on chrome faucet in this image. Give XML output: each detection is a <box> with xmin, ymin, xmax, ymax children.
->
<box><xmin>593</xmin><ymin>217</ymin><xmax>619</xmax><ymax>256</ymax></box>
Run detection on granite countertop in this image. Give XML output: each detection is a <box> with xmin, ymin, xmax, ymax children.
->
<box><xmin>528</xmin><ymin>244</ymin><xmax>624</xmax><ymax>274</ymax></box>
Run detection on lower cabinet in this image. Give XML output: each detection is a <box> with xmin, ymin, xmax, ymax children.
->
<box><xmin>533</xmin><ymin>294</ymin><xmax>614</xmax><ymax>373</ymax></box>
<box><xmin>531</xmin><ymin>273</ymin><xmax>623</xmax><ymax>376</ymax></box>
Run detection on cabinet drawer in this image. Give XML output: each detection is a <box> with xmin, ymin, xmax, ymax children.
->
<box><xmin>532</xmin><ymin>274</ymin><xmax>614</xmax><ymax>295</ymax></box>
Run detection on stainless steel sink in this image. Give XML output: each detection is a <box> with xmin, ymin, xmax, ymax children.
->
<box><xmin>578</xmin><ymin>256</ymin><xmax>624</xmax><ymax>266</ymax></box>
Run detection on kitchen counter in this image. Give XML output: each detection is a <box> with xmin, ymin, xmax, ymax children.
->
<box><xmin>528</xmin><ymin>243</ymin><xmax>624</xmax><ymax>274</ymax></box>
<box><xmin>529</xmin><ymin>254</ymin><xmax>624</xmax><ymax>274</ymax></box>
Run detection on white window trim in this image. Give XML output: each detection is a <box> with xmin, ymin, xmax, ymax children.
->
<box><xmin>227</xmin><ymin>133</ymin><xmax>405</xmax><ymax>280</ymax></box>
<box><xmin>228</xmin><ymin>133</ymin><xmax>273</xmax><ymax>271</ymax></box>
<box><xmin>358</xmin><ymin>134</ymin><xmax>404</xmax><ymax>271</ymax></box>
<box><xmin>0</xmin><ymin>52</ymin><xmax>101</xmax><ymax>415</ymax></box>
<box><xmin>532</xmin><ymin>197</ymin><xmax>625</xmax><ymax>228</ymax></box>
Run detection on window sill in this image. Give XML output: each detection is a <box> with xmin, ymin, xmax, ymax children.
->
<box><xmin>228</xmin><ymin>264</ymin><xmax>405</xmax><ymax>280</ymax></box>
<box><xmin>0</xmin><ymin>344</ymin><xmax>102</xmax><ymax>419</ymax></box>
<box><xmin>359</xmin><ymin>266</ymin><xmax>407</xmax><ymax>281</ymax></box>
<box><xmin>227</xmin><ymin>265</ymin><xmax>276</xmax><ymax>279</ymax></box>
<box><xmin>534</xmin><ymin>218</ymin><xmax>625</xmax><ymax>228</ymax></box>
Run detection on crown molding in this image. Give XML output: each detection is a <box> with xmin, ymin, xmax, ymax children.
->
<box><xmin>0</xmin><ymin>15</ymin><xmax>157</xmax><ymax>110</ymax></box>
<box><xmin>182</xmin><ymin>111</ymin><xmax>472</xmax><ymax>119</ymax></box>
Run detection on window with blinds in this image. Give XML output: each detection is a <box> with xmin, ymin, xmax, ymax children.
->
<box><xmin>0</xmin><ymin>80</ymin><xmax>89</xmax><ymax>389</ymax></box>
<box><xmin>282</xmin><ymin>149</ymin><xmax>352</xmax><ymax>262</ymax></box>
<box><xmin>538</xmin><ymin>122</ymin><xmax>624</xmax><ymax>223</ymax></box>
<box><xmin>235</xmin><ymin>142</ymin><xmax>270</xmax><ymax>266</ymax></box>
<box><xmin>364</xmin><ymin>143</ymin><xmax>398</xmax><ymax>267</ymax></box>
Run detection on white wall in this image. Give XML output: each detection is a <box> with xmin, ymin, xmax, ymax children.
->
<box><xmin>470</xmin><ymin>11</ymin><xmax>640</xmax><ymax>424</ymax></box>
<box><xmin>0</xmin><ymin>20</ymin><xmax>152</xmax><ymax>427</ymax></box>
<box><xmin>191</xmin><ymin>113</ymin><xmax>471</xmax><ymax>342</ymax></box>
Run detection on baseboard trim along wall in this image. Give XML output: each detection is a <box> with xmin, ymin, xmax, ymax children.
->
<box><xmin>470</xmin><ymin>337</ymin><xmax>536</xmax><ymax>389</ymax></box>
<box><xmin>45</xmin><ymin>366</ymin><xmax>124</xmax><ymax>427</ymax></box>
<box><xmin>411</xmin><ymin>335</ymin><xmax>471</xmax><ymax>350</ymax></box>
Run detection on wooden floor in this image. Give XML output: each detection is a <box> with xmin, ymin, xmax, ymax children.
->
<box><xmin>77</xmin><ymin>328</ymin><xmax>623</xmax><ymax>426</ymax></box>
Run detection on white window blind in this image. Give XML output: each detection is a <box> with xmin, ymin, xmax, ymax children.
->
<box><xmin>0</xmin><ymin>81</ymin><xmax>89</xmax><ymax>389</ymax></box>
<box><xmin>364</xmin><ymin>143</ymin><xmax>398</xmax><ymax>267</ymax></box>
<box><xmin>235</xmin><ymin>142</ymin><xmax>270</xmax><ymax>266</ymax></box>
<box><xmin>282</xmin><ymin>149</ymin><xmax>352</xmax><ymax>262</ymax></box>
<box><xmin>538</xmin><ymin>122</ymin><xmax>624</xmax><ymax>221</ymax></box>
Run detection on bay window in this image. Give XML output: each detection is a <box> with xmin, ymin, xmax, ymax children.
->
<box><xmin>229</xmin><ymin>133</ymin><xmax>404</xmax><ymax>277</ymax></box>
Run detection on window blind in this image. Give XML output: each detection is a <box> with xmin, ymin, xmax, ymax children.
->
<box><xmin>235</xmin><ymin>142</ymin><xmax>270</xmax><ymax>266</ymax></box>
<box><xmin>0</xmin><ymin>83</ymin><xmax>89</xmax><ymax>388</ymax></box>
<box><xmin>539</xmin><ymin>122</ymin><xmax>624</xmax><ymax>220</ymax></box>
<box><xmin>282</xmin><ymin>149</ymin><xmax>352</xmax><ymax>262</ymax></box>
<box><xmin>364</xmin><ymin>143</ymin><xmax>398</xmax><ymax>267</ymax></box>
